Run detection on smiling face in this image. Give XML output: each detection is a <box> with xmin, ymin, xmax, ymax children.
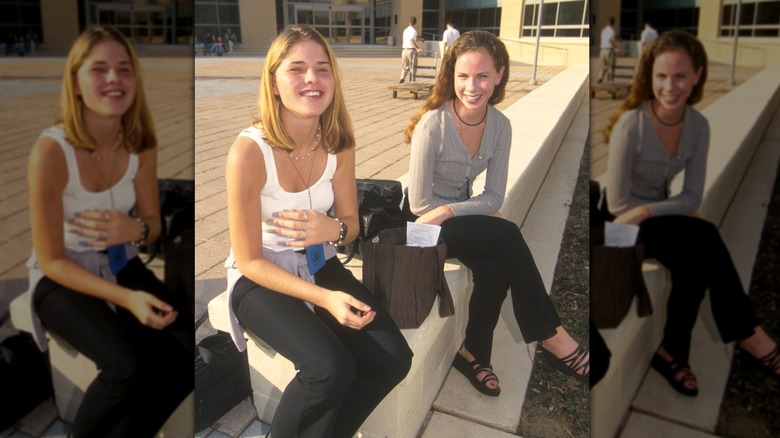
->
<box><xmin>652</xmin><ymin>49</ymin><xmax>702</xmax><ymax>114</ymax></box>
<box><xmin>75</xmin><ymin>39</ymin><xmax>136</xmax><ymax>120</ymax></box>
<box><xmin>453</xmin><ymin>50</ymin><xmax>504</xmax><ymax>114</ymax></box>
<box><xmin>273</xmin><ymin>39</ymin><xmax>335</xmax><ymax>123</ymax></box>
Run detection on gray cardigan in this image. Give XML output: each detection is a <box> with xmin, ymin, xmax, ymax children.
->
<box><xmin>606</xmin><ymin>103</ymin><xmax>710</xmax><ymax>217</ymax></box>
<box><xmin>408</xmin><ymin>104</ymin><xmax>511</xmax><ymax>216</ymax></box>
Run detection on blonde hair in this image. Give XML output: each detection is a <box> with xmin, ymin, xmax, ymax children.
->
<box><xmin>58</xmin><ymin>26</ymin><xmax>156</xmax><ymax>153</ymax></box>
<box><xmin>255</xmin><ymin>24</ymin><xmax>355</xmax><ymax>153</ymax></box>
<box><xmin>404</xmin><ymin>30</ymin><xmax>509</xmax><ymax>144</ymax></box>
<box><xmin>604</xmin><ymin>30</ymin><xmax>707</xmax><ymax>142</ymax></box>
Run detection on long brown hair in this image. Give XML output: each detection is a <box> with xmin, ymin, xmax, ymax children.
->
<box><xmin>59</xmin><ymin>26</ymin><xmax>156</xmax><ymax>153</ymax></box>
<box><xmin>404</xmin><ymin>30</ymin><xmax>509</xmax><ymax>144</ymax></box>
<box><xmin>603</xmin><ymin>30</ymin><xmax>707</xmax><ymax>142</ymax></box>
<box><xmin>255</xmin><ymin>24</ymin><xmax>355</xmax><ymax>153</ymax></box>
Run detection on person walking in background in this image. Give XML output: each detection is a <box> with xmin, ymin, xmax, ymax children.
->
<box><xmin>399</xmin><ymin>16</ymin><xmax>423</xmax><ymax>83</ymax></box>
<box><xmin>224</xmin><ymin>24</ymin><xmax>412</xmax><ymax>437</ymax></box>
<box><xmin>604</xmin><ymin>30</ymin><xmax>779</xmax><ymax>396</ymax></box>
<box><xmin>404</xmin><ymin>30</ymin><xmax>589</xmax><ymax>397</ymax></box>
<box><xmin>597</xmin><ymin>17</ymin><xmax>617</xmax><ymax>83</ymax></box>
<box><xmin>26</xmin><ymin>25</ymin><xmax>192</xmax><ymax>436</ymax></box>
<box><xmin>639</xmin><ymin>22</ymin><xmax>658</xmax><ymax>55</ymax></box>
<box><xmin>442</xmin><ymin>20</ymin><xmax>460</xmax><ymax>53</ymax></box>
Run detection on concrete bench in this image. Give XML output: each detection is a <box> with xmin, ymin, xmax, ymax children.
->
<box><xmin>9</xmin><ymin>290</ymin><xmax>194</xmax><ymax>437</ymax></box>
<box><xmin>207</xmin><ymin>64</ymin><xmax>589</xmax><ymax>437</ymax></box>
<box><xmin>591</xmin><ymin>65</ymin><xmax>780</xmax><ymax>438</ymax></box>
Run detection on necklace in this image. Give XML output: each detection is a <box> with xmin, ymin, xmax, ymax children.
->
<box><xmin>91</xmin><ymin>128</ymin><xmax>123</xmax><ymax>162</ymax></box>
<box><xmin>88</xmin><ymin>139</ymin><xmax>120</xmax><ymax>209</ymax></box>
<box><xmin>287</xmin><ymin>126</ymin><xmax>320</xmax><ymax>209</ymax></box>
<box><xmin>650</xmin><ymin>100</ymin><xmax>685</xmax><ymax>127</ymax></box>
<box><xmin>453</xmin><ymin>99</ymin><xmax>487</xmax><ymax>127</ymax></box>
<box><xmin>289</xmin><ymin>126</ymin><xmax>321</xmax><ymax>161</ymax></box>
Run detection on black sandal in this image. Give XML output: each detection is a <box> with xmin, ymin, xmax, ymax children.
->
<box><xmin>452</xmin><ymin>352</ymin><xmax>501</xmax><ymax>397</ymax></box>
<box><xmin>740</xmin><ymin>344</ymin><xmax>780</xmax><ymax>378</ymax></box>
<box><xmin>650</xmin><ymin>352</ymin><xmax>699</xmax><ymax>397</ymax></box>
<box><xmin>539</xmin><ymin>344</ymin><xmax>590</xmax><ymax>382</ymax></box>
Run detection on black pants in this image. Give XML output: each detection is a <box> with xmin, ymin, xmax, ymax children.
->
<box><xmin>34</xmin><ymin>257</ymin><xmax>193</xmax><ymax>438</ymax></box>
<box><xmin>440</xmin><ymin>215</ymin><xmax>562</xmax><ymax>366</ymax></box>
<box><xmin>231</xmin><ymin>256</ymin><xmax>412</xmax><ymax>438</ymax></box>
<box><xmin>639</xmin><ymin>215</ymin><xmax>759</xmax><ymax>365</ymax></box>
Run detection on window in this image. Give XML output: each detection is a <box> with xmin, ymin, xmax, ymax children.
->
<box><xmin>521</xmin><ymin>0</ymin><xmax>588</xmax><ymax>38</ymax></box>
<box><xmin>720</xmin><ymin>0</ymin><xmax>780</xmax><ymax>38</ymax></box>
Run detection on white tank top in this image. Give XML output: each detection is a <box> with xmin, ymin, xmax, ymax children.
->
<box><xmin>42</xmin><ymin>126</ymin><xmax>139</xmax><ymax>251</ymax></box>
<box><xmin>238</xmin><ymin>126</ymin><xmax>337</xmax><ymax>252</ymax></box>
<box><xmin>25</xmin><ymin>126</ymin><xmax>140</xmax><ymax>351</ymax></box>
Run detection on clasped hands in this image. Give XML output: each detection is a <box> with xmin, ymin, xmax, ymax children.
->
<box><xmin>268</xmin><ymin>209</ymin><xmax>338</xmax><ymax>248</ymax></box>
<box><xmin>71</xmin><ymin>209</ymin><xmax>142</xmax><ymax>247</ymax></box>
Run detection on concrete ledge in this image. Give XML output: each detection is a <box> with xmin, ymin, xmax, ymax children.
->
<box><xmin>591</xmin><ymin>65</ymin><xmax>780</xmax><ymax>438</ymax></box>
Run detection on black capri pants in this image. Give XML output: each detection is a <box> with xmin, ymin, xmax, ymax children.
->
<box><xmin>231</xmin><ymin>256</ymin><xmax>412</xmax><ymax>438</ymax></box>
<box><xmin>33</xmin><ymin>256</ymin><xmax>193</xmax><ymax>438</ymax></box>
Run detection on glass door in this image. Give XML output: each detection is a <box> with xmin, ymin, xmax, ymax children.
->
<box><xmin>295</xmin><ymin>5</ymin><xmax>364</xmax><ymax>44</ymax></box>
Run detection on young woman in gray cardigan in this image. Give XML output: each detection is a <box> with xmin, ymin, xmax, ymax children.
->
<box><xmin>605</xmin><ymin>30</ymin><xmax>779</xmax><ymax>396</ymax></box>
<box><xmin>404</xmin><ymin>30</ymin><xmax>589</xmax><ymax>396</ymax></box>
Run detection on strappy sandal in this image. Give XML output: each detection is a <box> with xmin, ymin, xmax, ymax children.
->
<box><xmin>740</xmin><ymin>344</ymin><xmax>780</xmax><ymax>378</ymax></box>
<box><xmin>650</xmin><ymin>352</ymin><xmax>699</xmax><ymax>397</ymax></box>
<box><xmin>452</xmin><ymin>352</ymin><xmax>501</xmax><ymax>397</ymax></box>
<box><xmin>539</xmin><ymin>344</ymin><xmax>590</xmax><ymax>383</ymax></box>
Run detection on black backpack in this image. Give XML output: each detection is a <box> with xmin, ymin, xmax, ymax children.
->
<box><xmin>0</xmin><ymin>314</ymin><xmax>54</xmax><ymax>430</ymax></box>
<box><xmin>339</xmin><ymin>179</ymin><xmax>408</xmax><ymax>263</ymax></box>
<box><xmin>194</xmin><ymin>312</ymin><xmax>252</xmax><ymax>432</ymax></box>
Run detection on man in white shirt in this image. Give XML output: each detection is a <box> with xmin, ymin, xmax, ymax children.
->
<box><xmin>399</xmin><ymin>16</ymin><xmax>423</xmax><ymax>83</ymax></box>
<box><xmin>442</xmin><ymin>21</ymin><xmax>460</xmax><ymax>52</ymax></box>
<box><xmin>597</xmin><ymin>17</ymin><xmax>617</xmax><ymax>83</ymax></box>
<box><xmin>639</xmin><ymin>22</ymin><xmax>658</xmax><ymax>55</ymax></box>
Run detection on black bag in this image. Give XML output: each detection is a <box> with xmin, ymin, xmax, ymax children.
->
<box><xmin>164</xmin><ymin>229</ymin><xmax>195</xmax><ymax>317</ymax></box>
<box><xmin>194</xmin><ymin>313</ymin><xmax>252</xmax><ymax>432</ymax></box>
<box><xmin>142</xmin><ymin>179</ymin><xmax>195</xmax><ymax>263</ymax></box>
<box><xmin>362</xmin><ymin>227</ymin><xmax>454</xmax><ymax>329</ymax></box>
<box><xmin>340</xmin><ymin>179</ymin><xmax>407</xmax><ymax>263</ymax></box>
<box><xmin>0</xmin><ymin>328</ymin><xmax>54</xmax><ymax>430</ymax></box>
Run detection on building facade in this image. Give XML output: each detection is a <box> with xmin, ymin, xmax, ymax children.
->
<box><xmin>1</xmin><ymin>0</ymin><xmax>193</xmax><ymax>50</ymax></box>
<box><xmin>194</xmin><ymin>0</ymin><xmax>591</xmax><ymax>65</ymax></box>
<box><xmin>593</xmin><ymin>0</ymin><xmax>780</xmax><ymax>65</ymax></box>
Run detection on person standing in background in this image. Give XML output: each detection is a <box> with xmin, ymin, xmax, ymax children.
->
<box><xmin>639</xmin><ymin>22</ymin><xmax>659</xmax><ymax>55</ymax></box>
<box><xmin>399</xmin><ymin>16</ymin><xmax>423</xmax><ymax>84</ymax></box>
<box><xmin>598</xmin><ymin>17</ymin><xmax>617</xmax><ymax>83</ymax></box>
<box><xmin>442</xmin><ymin>21</ymin><xmax>460</xmax><ymax>53</ymax></box>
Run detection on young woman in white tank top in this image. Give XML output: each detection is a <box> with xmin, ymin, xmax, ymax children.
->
<box><xmin>27</xmin><ymin>26</ymin><xmax>191</xmax><ymax>437</ymax></box>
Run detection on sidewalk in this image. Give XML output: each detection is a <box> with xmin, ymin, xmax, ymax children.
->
<box><xmin>193</xmin><ymin>55</ymin><xmax>569</xmax><ymax>437</ymax></box>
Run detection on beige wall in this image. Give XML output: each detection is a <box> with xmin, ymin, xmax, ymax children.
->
<box><xmin>240</xmin><ymin>0</ymin><xmax>278</xmax><ymax>48</ymax></box>
<box><xmin>504</xmin><ymin>39</ymin><xmax>590</xmax><ymax>66</ymax></box>
<box><xmin>697</xmin><ymin>0</ymin><xmax>780</xmax><ymax>66</ymax></box>
<box><xmin>392</xmin><ymin>0</ymin><xmax>423</xmax><ymax>46</ymax></box>
<box><xmin>499</xmin><ymin>0</ymin><xmax>522</xmax><ymax>40</ymax></box>
<box><xmin>41</xmin><ymin>0</ymin><xmax>80</xmax><ymax>49</ymax></box>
